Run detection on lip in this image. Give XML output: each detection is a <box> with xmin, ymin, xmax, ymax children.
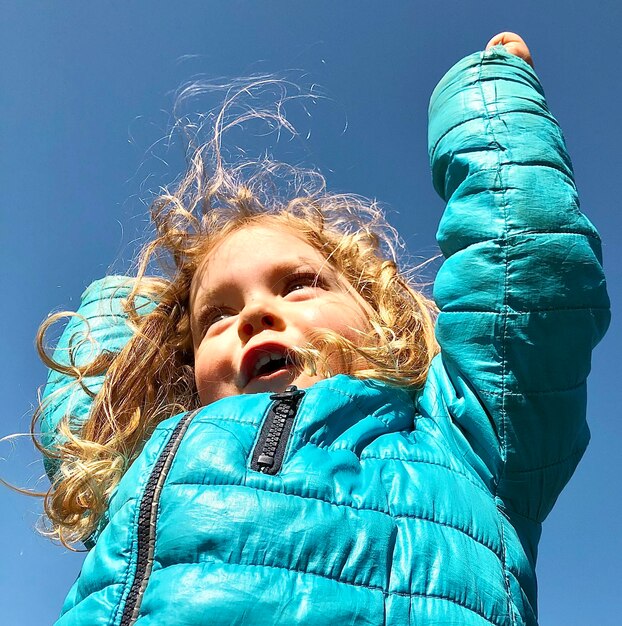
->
<box><xmin>238</xmin><ymin>342</ymin><xmax>298</xmax><ymax>388</ymax></box>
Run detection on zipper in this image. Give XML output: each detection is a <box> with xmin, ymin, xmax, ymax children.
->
<box><xmin>250</xmin><ymin>385</ymin><xmax>305</xmax><ymax>475</ymax></box>
<box><xmin>119</xmin><ymin>408</ymin><xmax>199</xmax><ymax>626</ymax></box>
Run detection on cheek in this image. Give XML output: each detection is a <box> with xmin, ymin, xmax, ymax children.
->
<box><xmin>305</xmin><ymin>298</ymin><xmax>370</xmax><ymax>343</ymax></box>
<box><xmin>193</xmin><ymin>341</ymin><xmax>236</xmax><ymax>404</ymax></box>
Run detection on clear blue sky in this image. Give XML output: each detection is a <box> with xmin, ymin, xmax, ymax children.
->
<box><xmin>2</xmin><ymin>2</ymin><xmax>620</xmax><ymax>624</ymax></box>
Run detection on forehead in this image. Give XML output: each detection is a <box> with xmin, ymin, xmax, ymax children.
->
<box><xmin>190</xmin><ymin>225</ymin><xmax>329</xmax><ymax>299</ymax></box>
<box><xmin>213</xmin><ymin>225</ymin><xmax>322</xmax><ymax>261</ymax></box>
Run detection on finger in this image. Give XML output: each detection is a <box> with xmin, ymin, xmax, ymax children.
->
<box><xmin>485</xmin><ymin>32</ymin><xmax>534</xmax><ymax>68</ymax></box>
<box><xmin>486</xmin><ymin>32</ymin><xmax>525</xmax><ymax>50</ymax></box>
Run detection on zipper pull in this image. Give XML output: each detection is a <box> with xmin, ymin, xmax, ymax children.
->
<box><xmin>251</xmin><ymin>386</ymin><xmax>305</xmax><ymax>474</ymax></box>
<box><xmin>269</xmin><ymin>384</ymin><xmax>305</xmax><ymax>401</ymax></box>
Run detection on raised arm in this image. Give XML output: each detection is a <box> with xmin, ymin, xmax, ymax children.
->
<box><xmin>427</xmin><ymin>36</ymin><xmax>610</xmax><ymax>522</ymax></box>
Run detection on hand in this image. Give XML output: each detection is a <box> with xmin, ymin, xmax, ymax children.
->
<box><xmin>486</xmin><ymin>32</ymin><xmax>534</xmax><ymax>68</ymax></box>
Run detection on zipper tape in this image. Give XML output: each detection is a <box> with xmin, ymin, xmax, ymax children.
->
<box><xmin>250</xmin><ymin>386</ymin><xmax>305</xmax><ymax>475</ymax></box>
<box><xmin>119</xmin><ymin>408</ymin><xmax>200</xmax><ymax>626</ymax></box>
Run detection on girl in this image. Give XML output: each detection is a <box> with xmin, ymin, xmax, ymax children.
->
<box><xmin>37</xmin><ymin>33</ymin><xmax>609</xmax><ymax>625</ymax></box>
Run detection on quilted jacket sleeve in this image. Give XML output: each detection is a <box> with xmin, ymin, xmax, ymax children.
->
<box><xmin>428</xmin><ymin>47</ymin><xmax>610</xmax><ymax>522</ymax></box>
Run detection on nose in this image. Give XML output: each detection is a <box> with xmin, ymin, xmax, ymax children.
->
<box><xmin>238</xmin><ymin>300</ymin><xmax>286</xmax><ymax>341</ymax></box>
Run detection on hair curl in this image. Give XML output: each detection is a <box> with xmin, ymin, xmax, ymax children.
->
<box><xmin>34</xmin><ymin>78</ymin><xmax>439</xmax><ymax>546</ymax></box>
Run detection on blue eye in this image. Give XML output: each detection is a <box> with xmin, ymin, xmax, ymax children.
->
<box><xmin>201</xmin><ymin>307</ymin><xmax>233</xmax><ymax>330</ymax></box>
<box><xmin>285</xmin><ymin>271</ymin><xmax>325</xmax><ymax>294</ymax></box>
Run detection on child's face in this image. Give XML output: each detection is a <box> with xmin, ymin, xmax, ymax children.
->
<box><xmin>190</xmin><ymin>225</ymin><xmax>372</xmax><ymax>405</ymax></box>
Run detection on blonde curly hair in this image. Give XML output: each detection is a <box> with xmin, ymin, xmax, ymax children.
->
<box><xmin>34</xmin><ymin>78</ymin><xmax>439</xmax><ymax>547</ymax></box>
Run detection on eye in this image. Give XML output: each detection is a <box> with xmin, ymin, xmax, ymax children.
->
<box><xmin>199</xmin><ymin>306</ymin><xmax>234</xmax><ymax>332</ymax></box>
<box><xmin>283</xmin><ymin>271</ymin><xmax>326</xmax><ymax>294</ymax></box>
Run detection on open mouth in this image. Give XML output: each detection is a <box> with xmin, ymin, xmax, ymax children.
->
<box><xmin>251</xmin><ymin>352</ymin><xmax>297</xmax><ymax>379</ymax></box>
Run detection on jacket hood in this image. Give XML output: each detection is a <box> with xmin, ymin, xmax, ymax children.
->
<box><xmin>39</xmin><ymin>276</ymin><xmax>156</xmax><ymax>481</ymax></box>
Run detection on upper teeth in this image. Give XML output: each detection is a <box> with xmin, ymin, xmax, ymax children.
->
<box><xmin>252</xmin><ymin>352</ymin><xmax>288</xmax><ymax>378</ymax></box>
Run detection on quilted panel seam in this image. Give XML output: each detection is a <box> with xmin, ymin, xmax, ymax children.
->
<box><xmin>167</xmin><ymin>480</ymin><xmax>503</xmax><ymax>558</ymax></box>
<box><xmin>477</xmin><ymin>379</ymin><xmax>586</xmax><ymax>398</ymax></box>
<box><xmin>430</xmin><ymin>106</ymin><xmax>558</xmax><ymax>160</ymax></box>
<box><xmin>440</xmin><ymin>306</ymin><xmax>609</xmax><ymax>315</ymax></box>
<box><xmin>474</xmin><ymin>51</ymin><xmax>517</xmax><ymax>625</ymax></box>
<box><xmin>360</xmin><ymin>453</ymin><xmax>491</xmax><ymax>497</ymax></box>
<box><xmin>160</xmin><ymin>559</ymin><xmax>503</xmax><ymax>626</ymax></box>
<box><xmin>505</xmin><ymin>447</ymin><xmax>585</xmax><ymax>477</ymax></box>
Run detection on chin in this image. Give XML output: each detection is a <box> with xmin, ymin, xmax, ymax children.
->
<box><xmin>244</xmin><ymin>368</ymin><xmax>325</xmax><ymax>396</ymax></box>
<box><xmin>291</xmin><ymin>372</ymin><xmax>325</xmax><ymax>391</ymax></box>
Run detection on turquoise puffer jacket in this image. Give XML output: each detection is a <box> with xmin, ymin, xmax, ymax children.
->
<box><xmin>41</xmin><ymin>48</ymin><xmax>610</xmax><ymax>625</ymax></box>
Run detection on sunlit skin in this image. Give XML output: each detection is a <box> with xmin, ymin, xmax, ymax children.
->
<box><xmin>190</xmin><ymin>226</ymin><xmax>373</xmax><ymax>406</ymax></box>
<box><xmin>486</xmin><ymin>32</ymin><xmax>533</xmax><ymax>68</ymax></box>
